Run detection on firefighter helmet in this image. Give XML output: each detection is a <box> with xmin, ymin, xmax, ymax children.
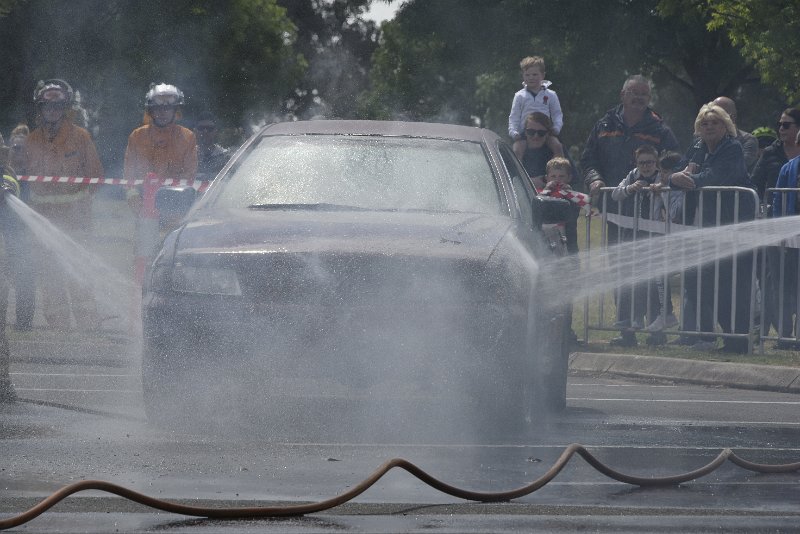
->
<box><xmin>33</xmin><ymin>79</ymin><xmax>74</xmax><ymax>105</ymax></box>
<box><xmin>145</xmin><ymin>83</ymin><xmax>184</xmax><ymax>108</ymax></box>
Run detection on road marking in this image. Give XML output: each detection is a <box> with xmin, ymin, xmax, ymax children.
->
<box><xmin>11</xmin><ymin>372</ymin><xmax>135</xmax><ymax>378</ymax></box>
<box><xmin>568</xmin><ymin>397</ymin><xmax>800</xmax><ymax>405</ymax></box>
<box><xmin>14</xmin><ymin>388</ymin><xmax>139</xmax><ymax>393</ymax></box>
<box><xmin>570</xmin><ymin>383</ymin><xmax>679</xmax><ymax>387</ymax></box>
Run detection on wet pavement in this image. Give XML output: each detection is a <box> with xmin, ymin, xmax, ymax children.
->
<box><xmin>1</xmin><ymin>336</ymin><xmax>799</xmax><ymax>532</ymax></box>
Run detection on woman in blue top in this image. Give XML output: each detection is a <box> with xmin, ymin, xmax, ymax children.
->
<box><xmin>769</xmin><ymin>129</ymin><xmax>800</xmax><ymax>348</ymax></box>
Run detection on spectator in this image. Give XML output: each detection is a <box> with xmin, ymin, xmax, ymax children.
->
<box><xmin>539</xmin><ymin>156</ymin><xmax>580</xmax><ymax>344</ymax></box>
<box><xmin>751</xmin><ymin>108</ymin><xmax>800</xmax><ymax>202</ymax></box>
<box><xmin>194</xmin><ymin>111</ymin><xmax>231</xmax><ymax>180</ymax></box>
<box><xmin>508</xmin><ymin>56</ymin><xmax>563</xmax><ymax>160</ymax></box>
<box><xmin>610</xmin><ymin>145</ymin><xmax>666</xmax><ymax>345</ymax></box>
<box><xmin>24</xmin><ymin>79</ymin><xmax>103</xmax><ymax>332</ymax></box>
<box><xmin>712</xmin><ymin>96</ymin><xmax>759</xmax><ymax>172</ymax></box>
<box><xmin>0</xmin><ymin>154</ymin><xmax>21</xmax><ymax>402</ymax></box>
<box><xmin>520</xmin><ymin>112</ymin><xmax>577</xmax><ymax>189</ymax></box>
<box><xmin>582</xmin><ymin>75</ymin><xmax>679</xmax><ymax>194</ymax></box>
<box><xmin>645</xmin><ymin>150</ymin><xmax>685</xmax><ymax>335</ymax></box>
<box><xmin>669</xmin><ymin>102</ymin><xmax>756</xmax><ymax>353</ymax></box>
<box><xmin>581</xmin><ymin>74</ymin><xmax>679</xmax><ymax>346</ymax></box>
<box><xmin>752</xmin><ymin>126</ymin><xmax>777</xmax><ymax>163</ymax></box>
<box><xmin>750</xmin><ymin>108</ymin><xmax>800</xmax><ymax>339</ymax></box>
<box><xmin>6</xmin><ymin>124</ymin><xmax>34</xmax><ymax>331</ymax></box>
<box><xmin>768</xmin><ymin>128</ymin><xmax>800</xmax><ymax>349</ymax></box>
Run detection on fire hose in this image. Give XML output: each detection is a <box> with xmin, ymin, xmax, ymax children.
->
<box><xmin>1</xmin><ymin>443</ymin><xmax>798</xmax><ymax>529</ymax></box>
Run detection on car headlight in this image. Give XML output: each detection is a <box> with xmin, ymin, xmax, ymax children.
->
<box><xmin>171</xmin><ymin>263</ymin><xmax>242</xmax><ymax>296</ymax></box>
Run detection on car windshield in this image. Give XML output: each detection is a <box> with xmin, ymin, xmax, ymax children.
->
<box><xmin>211</xmin><ymin>134</ymin><xmax>502</xmax><ymax>214</ymax></box>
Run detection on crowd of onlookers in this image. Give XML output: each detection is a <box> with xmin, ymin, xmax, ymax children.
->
<box><xmin>509</xmin><ymin>56</ymin><xmax>800</xmax><ymax>353</ymax></box>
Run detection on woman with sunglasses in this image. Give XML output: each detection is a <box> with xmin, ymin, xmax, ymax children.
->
<box><xmin>520</xmin><ymin>112</ymin><xmax>577</xmax><ymax>190</ymax></box>
<box><xmin>751</xmin><ymin>107</ymin><xmax>800</xmax><ymax>202</ymax></box>
<box><xmin>750</xmin><ymin>108</ymin><xmax>800</xmax><ymax>346</ymax></box>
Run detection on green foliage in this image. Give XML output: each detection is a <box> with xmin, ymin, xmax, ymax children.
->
<box><xmin>361</xmin><ymin>0</ymin><xmax>787</xmax><ymax>151</ymax></box>
<box><xmin>704</xmin><ymin>0</ymin><xmax>800</xmax><ymax>103</ymax></box>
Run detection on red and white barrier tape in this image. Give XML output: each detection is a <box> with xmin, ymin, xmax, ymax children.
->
<box><xmin>18</xmin><ymin>175</ymin><xmax>211</xmax><ymax>193</ymax></box>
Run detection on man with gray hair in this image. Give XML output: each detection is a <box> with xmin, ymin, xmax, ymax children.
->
<box><xmin>581</xmin><ymin>74</ymin><xmax>679</xmax><ymax>347</ymax></box>
<box><xmin>712</xmin><ymin>96</ymin><xmax>758</xmax><ymax>171</ymax></box>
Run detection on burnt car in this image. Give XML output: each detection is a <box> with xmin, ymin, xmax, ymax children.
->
<box><xmin>141</xmin><ymin>120</ymin><xmax>570</xmax><ymax>435</ymax></box>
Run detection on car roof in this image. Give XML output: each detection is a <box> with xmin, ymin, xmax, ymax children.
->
<box><xmin>259</xmin><ymin>120</ymin><xmax>497</xmax><ymax>143</ymax></box>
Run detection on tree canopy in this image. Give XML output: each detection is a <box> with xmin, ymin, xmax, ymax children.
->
<box><xmin>0</xmin><ymin>0</ymin><xmax>795</xmax><ymax>174</ymax></box>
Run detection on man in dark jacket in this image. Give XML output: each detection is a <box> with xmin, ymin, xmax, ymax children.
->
<box><xmin>582</xmin><ymin>75</ymin><xmax>679</xmax><ymax>193</ymax></box>
<box><xmin>581</xmin><ymin>75</ymin><xmax>679</xmax><ymax>346</ymax></box>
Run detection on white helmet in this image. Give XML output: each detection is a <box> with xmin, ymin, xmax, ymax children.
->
<box><xmin>34</xmin><ymin>79</ymin><xmax>74</xmax><ymax>105</ymax></box>
<box><xmin>145</xmin><ymin>83</ymin><xmax>184</xmax><ymax>107</ymax></box>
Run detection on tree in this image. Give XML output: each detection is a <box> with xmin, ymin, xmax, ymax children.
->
<box><xmin>0</xmin><ymin>0</ymin><xmax>303</xmax><ymax>173</ymax></box>
<box><xmin>703</xmin><ymin>0</ymin><xmax>800</xmax><ymax>103</ymax></box>
<box><xmin>360</xmin><ymin>0</ymin><xmax>787</xmax><ymax>150</ymax></box>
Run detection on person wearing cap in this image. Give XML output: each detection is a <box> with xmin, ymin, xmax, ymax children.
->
<box><xmin>24</xmin><ymin>79</ymin><xmax>103</xmax><ymax>332</ymax></box>
<box><xmin>193</xmin><ymin>111</ymin><xmax>231</xmax><ymax>180</ymax></box>
<box><xmin>123</xmin><ymin>83</ymin><xmax>197</xmax><ymax>213</ymax></box>
<box><xmin>752</xmin><ymin>126</ymin><xmax>777</xmax><ymax>162</ymax></box>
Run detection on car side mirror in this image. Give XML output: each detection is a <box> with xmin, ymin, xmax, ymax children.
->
<box><xmin>532</xmin><ymin>194</ymin><xmax>570</xmax><ymax>229</ymax></box>
<box><xmin>155</xmin><ymin>186</ymin><xmax>196</xmax><ymax>219</ymax></box>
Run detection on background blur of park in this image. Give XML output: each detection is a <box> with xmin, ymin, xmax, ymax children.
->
<box><xmin>0</xmin><ymin>0</ymin><xmax>798</xmax><ymax>178</ymax></box>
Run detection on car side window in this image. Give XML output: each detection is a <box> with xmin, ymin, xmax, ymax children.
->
<box><xmin>497</xmin><ymin>143</ymin><xmax>536</xmax><ymax>227</ymax></box>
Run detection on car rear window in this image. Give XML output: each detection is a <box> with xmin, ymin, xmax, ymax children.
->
<box><xmin>211</xmin><ymin>135</ymin><xmax>501</xmax><ymax>213</ymax></box>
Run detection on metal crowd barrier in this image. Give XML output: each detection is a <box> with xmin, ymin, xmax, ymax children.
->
<box><xmin>761</xmin><ymin>188</ymin><xmax>800</xmax><ymax>351</ymax></box>
<box><xmin>583</xmin><ymin>186</ymin><xmax>762</xmax><ymax>353</ymax></box>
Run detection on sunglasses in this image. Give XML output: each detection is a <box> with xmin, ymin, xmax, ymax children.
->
<box><xmin>525</xmin><ymin>128</ymin><xmax>548</xmax><ymax>137</ymax></box>
<box><xmin>778</xmin><ymin>121</ymin><xmax>797</xmax><ymax>130</ymax></box>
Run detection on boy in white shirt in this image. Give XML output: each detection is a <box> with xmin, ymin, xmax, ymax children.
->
<box><xmin>508</xmin><ymin>56</ymin><xmax>563</xmax><ymax>160</ymax></box>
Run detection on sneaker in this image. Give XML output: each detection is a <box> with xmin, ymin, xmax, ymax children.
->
<box><xmin>668</xmin><ymin>335</ymin><xmax>695</xmax><ymax>346</ymax></box>
<box><xmin>646</xmin><ymin>333</ymin><xmax>667</xmax><ymax>346</ymax></box>
<box><xmin>645</xmin><ymin>314</ymin><xmax>679</xmax><ymax>332</ymax></box>
<box><xmin>609</xmin><ymin>335</ymin><xmax>637</xmax><ymax>347</ymax></box>
<box><xmin>773</xmin><ymin>340</ymin><xmax>800</xmax><ymax>351</ymax></box>
<box><xmin>690</xmin><ymin>340</ymin><xmax>717</xmax><ymax>351</ymax></box>
<box><xmin>644</xmin><ymin>315</ymin><xmax>666</xmax><ymax>332</ymax></box>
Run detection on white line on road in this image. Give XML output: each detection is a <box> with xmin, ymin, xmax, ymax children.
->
<box><xmin>11</xmin><ymin>372</ymin><xmax>134</xmax><ymax>378</ymax></box>
<box><xmin>568</xmin><ymin>397</ymin><xmax>800</xmax><ymax>405</ymax></box>
<box><xmin>15</xmin><ymin>388</ymin><xmax>139</xmax><ymax>393</ymax></box>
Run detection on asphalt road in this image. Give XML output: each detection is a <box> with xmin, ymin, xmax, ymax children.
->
<box><xmin>1</xmin><ymin>343</ymin><xmax>799</xmax><ymax>533</ymax></box>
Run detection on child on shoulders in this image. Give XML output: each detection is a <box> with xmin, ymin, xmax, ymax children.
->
<box><xmin>508</xmin><ymin>56</ymin><xmax>564</xmax><ymax>160</ymax></box>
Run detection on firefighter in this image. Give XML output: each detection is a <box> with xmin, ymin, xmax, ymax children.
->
<box><xmin>0</xmin><ymin>141</ymin><xmax>22</xmax><ymax>401</ymax></box>
<box><xmin>25</xmin><ymin>79</ymin><xmax>103</xmax><ymax>331</ymax></box>
<box><xmin>123</xmin><ymin>83</ymin><xmax>197</xmax><ymax>212</ymax></box>
<box><xmin>124</xmin><ymin>83</ymin><xmax>197</xmax><ymax>276</ymax></box>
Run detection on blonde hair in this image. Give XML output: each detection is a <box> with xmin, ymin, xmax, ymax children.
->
<box><xmin>694</xmin><ymin>103</ymin><xmax>737</xmax><ymax>137</ymax></box>
<box><xmin>546</xmin><ymin>156</ymin><xmax>572</xmax><ymax>175</ymax></box>
<box><xmin>520</xmin><ymin>56</ymin><xmax>545</xmax><ymax>72</ymax></box>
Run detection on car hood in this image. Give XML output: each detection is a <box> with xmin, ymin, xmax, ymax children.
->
<box><xmin>174</xmin><ymin>208</ymin><xmax>514</xmax><ymax>263</ymax></box>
